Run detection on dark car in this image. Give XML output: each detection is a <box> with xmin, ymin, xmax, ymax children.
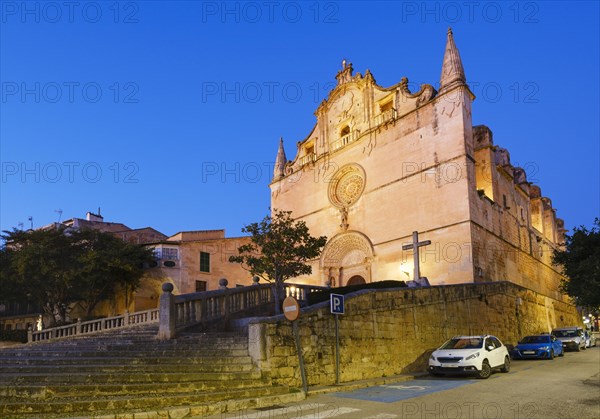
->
<box><xmin>512</xmin><ymin>334</ymin><xmax>564</xmax><ymax>360</ymax></box>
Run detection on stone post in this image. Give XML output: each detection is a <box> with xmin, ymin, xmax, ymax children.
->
<box><xmin>76</xmin><ymin>318</ymin><xmax>82</xmax><ymax>335</ymax></box>
<box><xmin>248</xmin><ymin>322</ymin><xmax>267</xmax><ymax>370</ymax></box>
<box><xmin>219</xmin><ymin>278</ymin><xmax>229</xmax><ymax>316</ymax></box>
<box><xmin>252</xmin><ymin>276</ymin><xmax>260</xmax><ymax>286</ymax></box>
<box><xmin>27</xmin><ymin>326</ymin><xmax>33</xmax><ymax>344</ymax></box>
<box><xmin>158</xmin><ymin>283</ymin><xmax>176</xmax><ymax>340</ymax></box>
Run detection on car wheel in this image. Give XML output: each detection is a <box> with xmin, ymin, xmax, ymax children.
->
<box><xmin>478</xmin><ymin>360</ymin><xmax>492</xmax><ymax>379</ymax></box>
<box><xmin>549</xmin><ymin>350</ymin><xmax>554</xmax><ymax>360</ymax></box>
<box><xmin>575</xmin><ymin>345</ymin><xmax>581</xmax><ymax>352</ymax></box>
<box><xmin>501</xmin><ymin>356</ymin><xmax>510</xmax><ymax>373</ymax></box>
<box><xmin>559</xmin><ymin>349</ymin><xmax>564</xmax><ymax>357</ymax></box>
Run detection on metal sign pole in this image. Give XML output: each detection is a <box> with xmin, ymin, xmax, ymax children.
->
<box><xmin>335</xmin><ymin>313</ymin><xmax>340</xmax><ymax>385</ymax></box>
<box><xmin>283</xmin><ymin>296</ymin><xmax>307</xmax><ymax>394</ymax></box>
<box><xmin>292</xmin><ymin>320</ymin><xmax>308</xmax><ymax>393</ymax></box>
<box><xmin>330</xmin><ymin>293</ymin><xmax>344</xmax><ymax>385</ymax></box>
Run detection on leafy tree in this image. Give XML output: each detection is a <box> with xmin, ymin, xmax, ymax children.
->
<box><xmin>1</xmin><ymin>227</ymin><xmax>154</xmax><ymax>325</ymax></box>
<box><xmin>72</xmin><ymin>228</ymin><xmax>155</xmax><ymax>318</ymax></box>
<box><xmin>1</xmin><ymin>227</ymin><xmax>81</xmax><ymax>325</ymax></box>
<box><xmin>229</xmin><ymin>209</ymin><xmax>327</xmax><ymax>314</ymax></box>
<box><xmin>553</xmin><ymin>218</ymin><xmax>600</xmax><ymax>309</ymax></box>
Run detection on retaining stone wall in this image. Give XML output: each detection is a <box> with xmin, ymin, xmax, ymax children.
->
<box><xmin>248</xmin><ymin>281</ymin><xmax>580</xmax><ymax>387</ymax></box>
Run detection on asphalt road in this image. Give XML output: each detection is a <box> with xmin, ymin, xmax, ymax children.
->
<box><xmin>212</xmin><ymin>346</ymin><xmax>600</xmax><ymax>419</ymax></box>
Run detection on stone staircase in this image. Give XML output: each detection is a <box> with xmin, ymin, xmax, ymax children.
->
<box><xmin>0</xmin><ymin>325</ymin><xmax>302</xmax><ymax>418</ymax></box>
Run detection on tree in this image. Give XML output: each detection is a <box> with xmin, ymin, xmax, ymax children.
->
<box><xmin>553</xmin><ymin>218</ymin><xmax>600</xmax><ymax>309</ymax></box>
<box><xmin>72</xmin><ymin>228</ymin><xmax>155</xmax><ymax>318</ymax></box>
<box><xmin>1</xmin><ymin>227</ymin><xmax>81</xmax><ymax>325</ymax></box>
<box><xmin>1</xmin><ymin>227</ymin><xmax>155</xmax><ymax>325</ymax></box>
<box><xmin>229</xmin><ymin>209</ymin><xmax>327</xmax><ymax>314</ymax></box>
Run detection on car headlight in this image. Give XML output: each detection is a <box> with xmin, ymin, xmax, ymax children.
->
<box><xmin>429</xmin><ymin>354</ymin><xmax>436</xmax><ymax>361</ymax></box>
<box><xmin>539</xmin><ymin>346</ymin><xmax>550</xmax><ymax>350</ymax></box>
<box><xmin>465</xmin><ymin>352</ymin><xmax>480</xmax><ymax>361</ymax></box>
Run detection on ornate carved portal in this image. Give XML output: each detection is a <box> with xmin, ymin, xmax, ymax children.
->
<box><xmin>320</xmin><ymin>231</ymin><xmax>373</xmax><ymax>287</ymax></box>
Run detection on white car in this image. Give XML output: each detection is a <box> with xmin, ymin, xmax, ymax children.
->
<box><xmin>428</xmin><ymin>335</ymin><xmax>511</xmax><ymax>379</ymax></box>
<box><xmin>584</xmin><ymin>330</ymin><xmax>597</xmax><ymax>348</ymax></box>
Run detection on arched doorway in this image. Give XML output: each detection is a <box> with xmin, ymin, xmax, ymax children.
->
<box><xmin>347</xmin><ymin>275</ymin><xmax>366</xmax><ymax>286</ymax></box>
<box><xmin>320</xmin><ymin>231</ymin><xmax>374</xmax><ymax>286</ymax></box>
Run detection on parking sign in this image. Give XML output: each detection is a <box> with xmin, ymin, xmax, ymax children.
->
<box><xmin>330</xmin><ymin>294</ymin><xmax>344</xmax><ymax>314</ymax></box>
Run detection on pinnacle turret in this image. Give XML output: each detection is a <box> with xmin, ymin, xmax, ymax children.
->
<box><xmin>273</xmin><ymin>137</ymin><xmax>287</xmax><ymax>180</ymax></box>
<box><xmin>439</xmin><ymin>28</ymin><xmax>466</xmax><ymax>94</ymax></box>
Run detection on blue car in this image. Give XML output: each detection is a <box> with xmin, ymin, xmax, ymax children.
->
<box><xmin>512</xmin><ymin>335</ymin><xmax>564</xmax><ymax>360</ymax></box>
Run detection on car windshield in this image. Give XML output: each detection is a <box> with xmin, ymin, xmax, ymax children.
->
<box><xmin>440</xmin><ymin>337</ymin><xmax>483</xmax><ymax>349</ymax></box>
<box><xmin>553</xmin><ymin>330</ymin><xmax>578</xmax><ymax>338</ymax></box>
<box><xmin>520</xmin><ymin>336</ymin><xmax>550</xmax><ymax>344</ymax></box>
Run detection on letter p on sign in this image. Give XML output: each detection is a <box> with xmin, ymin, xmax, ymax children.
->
<box><xmin>330</xmin><ymin>294</ymin><xmax>344</xmax><ymax>314</ymax></box>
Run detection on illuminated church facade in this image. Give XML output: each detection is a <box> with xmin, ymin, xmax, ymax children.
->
<box><xmin>270</xmin><ymin>30</ymin><xmax>566</xmax><ymax>300</ymax></box>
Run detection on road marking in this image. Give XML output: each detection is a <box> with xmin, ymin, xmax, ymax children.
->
<box><xmin>295</xmin><ymin>407</ymin><xmax>361</xmax><ymax>419</ymax></box>
<box><xmin>334</xmin><ymin>378</ymin><xmax>477</xmax><ymax>403</ymax></box>
<box><xmin>227</xmin><ymin>403</ymin><xmax>327</xmax><ymax>419</ymax></box>
<box><xmin>382</xmin><ymin>384</ymin><xmax>430</xmax><ymax>390</ymax></box>
<box><xmin>224</xmin><ymin>404</ymin><xmax>359</xmax><ymax>419</ymax></box>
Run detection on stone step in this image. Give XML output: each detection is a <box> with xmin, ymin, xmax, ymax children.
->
<box><xmin>0</xmin><ymin>348</ymin><xmax>250</xmax><ymax>357</ymax></box>
<box><xmin>22</xmin><ymin>335</ymin><xmax>248</xmax><ymax>348</ymax></box>
<box><xmin>1</xmin><ymin>375</ymin><xmax>273</xmax><ymax>399</ymax></box>
<box><xmin>0</xmin><ymin>361</ymin><xmax>256</xmax><ymax>374</ymax></box>
<box><xmin>0</xmin><ymin>370</ymin><xmax>266</xmax><ymax>385</ymax></box>
<box><xmin>0</xmin><ymin>385</ymin><xmax>293</xmax><ymax>416</ymax></box>
<box><xmin>0</xmin><ymin>354</ymin><xmax>254</xmax><ymax>366</ymax></box>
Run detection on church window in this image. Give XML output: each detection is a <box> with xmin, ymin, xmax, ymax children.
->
<box><xmin>340</xmin><ymin>125</ymin><xmax>350</xmax><ymax>137</ymax></box>
<box><xmin>200</xmin><ymin>252</ymin><xmax>210</xmax><ymax>273</ymax></box>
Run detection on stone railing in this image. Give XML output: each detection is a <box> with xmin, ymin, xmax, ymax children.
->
<box><xmin>158</xmin><ymin>278</ymin><xmax>328</xmax><ymax>340</ymax></box>
<box><xmin>299</xmin><ymin>153</ymin><xmax>316</xmax><ymax>166</ymax></box>
<box><xmin>330</xmin><ymin>131</ymin><xmax>359</xmax><ymax>152</ymax></box>
<box><xmin>373</xmin><ymin>108</ymin><xmax>397</xmax><ymax>126</ymax></box>
<box><xmin>28</xmin><ymin>308</ymin><xmax>159</xmax><ymax>343</ymax></box>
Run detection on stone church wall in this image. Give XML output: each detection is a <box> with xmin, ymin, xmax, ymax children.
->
<box><xmin>248</xmin><ymin>282</ymin><xmax>580</xmax><ymax>387</ymax></box>
<box><xmin>470</xmin><ymin>125</ymin><xmax>565</xmax><ymax>299</ymax></box>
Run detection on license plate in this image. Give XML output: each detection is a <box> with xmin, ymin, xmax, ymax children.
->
<box><xmin>445</xmin><ymin>364</ymin><xmax>459</xmax><ymax>368</ymax></box>
<box><xmin>523</xmin><ymin>351</ymin><xmax>535</xmax><ymax>354</ymax></box>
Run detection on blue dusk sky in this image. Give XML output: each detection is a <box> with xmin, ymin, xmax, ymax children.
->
<box><xmin>1</xmin><ymin>1</ymin><xmax>599</xmax><ymax>238</ymax></box>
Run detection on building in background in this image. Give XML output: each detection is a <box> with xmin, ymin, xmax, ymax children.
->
<box><xmin>0</xmin><ymin>211</ymin><xmax>253</xmax><ymax>329</ymax></box>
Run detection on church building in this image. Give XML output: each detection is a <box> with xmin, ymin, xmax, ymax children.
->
<box><xmin>270</xmin><ymin>29</ymin><xmax>566</xmax><ymax>300</ymax></box>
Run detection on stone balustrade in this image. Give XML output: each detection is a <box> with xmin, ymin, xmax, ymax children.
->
<box><xmin>26</xmin><ymin>279</ymin><xmax>328</xmax><ymax>343</ymax></box>
<box><xmin>28</xmin><ymin>308</ymin><xmax>159</xmax><ymax>343</ymax></box>
<box><xmin>158</xmin><ymin>279</ymin><xmax>328</xmax><ymax>340</ymax></box>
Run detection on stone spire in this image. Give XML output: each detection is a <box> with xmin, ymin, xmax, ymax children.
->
<box><xmin>273</xmin><ymin>137</ymin><xmax>287</xmax><ymax>180</ymax></box>
<box><xmin>439</xmin><ymin>28</ymin><xmax>466</xmax><ymax>94</ymax></box>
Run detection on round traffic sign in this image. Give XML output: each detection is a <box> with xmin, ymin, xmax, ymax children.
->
<box><xmin>282</xmin><ymin>296</ymin><xmax>300</xmax><ymax>321</ymax></box>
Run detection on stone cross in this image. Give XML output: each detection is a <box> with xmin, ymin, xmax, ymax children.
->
<box><xmin>401</xmin><ymin>231</ymin><xmax>431</xmax><ymax>283</ymax></box>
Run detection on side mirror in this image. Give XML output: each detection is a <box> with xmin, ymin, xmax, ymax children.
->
<box><xmin>487</xmin><ymin>345</ymin><xmax>494</xmax><ymax>351</ymax></box>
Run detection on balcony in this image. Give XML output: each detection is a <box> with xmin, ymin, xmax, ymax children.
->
<box><xmin>330</xmin><ymin>130</ymin><xmax>359</xmax><ymax>152</ymax></box>
<box><xmin>299</xmin><ymin>153</ymin><xmax>316</xmax><ymax>166</ymax></box>
<box><xmin>373</xmin><ymin>107</ymin><xmax>397</xmax><ymax>126</ymax></box>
